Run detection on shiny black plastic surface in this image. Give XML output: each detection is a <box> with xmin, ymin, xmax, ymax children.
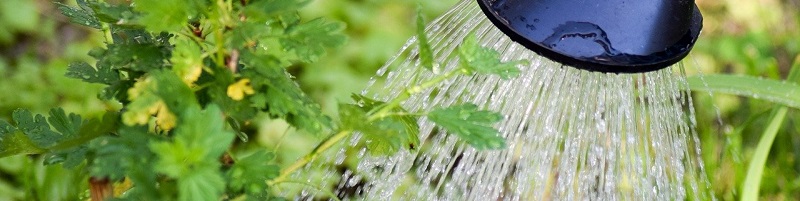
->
<box><xmin>477</xmin><ymin>0</ymin><xmax>703</xmax><ymax>73</ymax></box>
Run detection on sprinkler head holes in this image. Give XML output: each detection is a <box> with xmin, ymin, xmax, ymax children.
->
<box><xmin>477</xmin><ymin>0</ymin><xmax>703</xmax><ymax>73</ymax></box>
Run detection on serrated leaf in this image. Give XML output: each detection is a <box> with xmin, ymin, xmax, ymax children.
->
<box><xmin>46</xmin><ymin>111</ymin><xmax>119</xmax><ymax>168</ymax></box>
<box><xmin>2</xmin><ymin>109</ymin><xmax>117</xmax><ymax>164</ymax></box>
<box><xmin>0</xmin><ymin>120</ymin><xmax>44</xmax><ymax>158</ymax></box>
<box><xmin>150</xmin><ymin>105</ymin><xmax>234</xmax><ymax>174</ymax></box>
<box><xmin>178</xmin><ymin>167</ymin><xmax>226</xmax><ymax>201</ymax></box>
<box><xmin>244</xmin><ymin>0</ymin><xmax>309</xmax><ymax>21</ymax></box>
<box><xmin>90</xmin><ymin>126</ymin><xmax>154</xmax><ymax>180</ymax></box>
<box><xmin>65</xmin><ymin>62</ymin><xmax>120</xmax><ymax>85</ymax></box>
<box><xmin>47</xmin><ymin>108</ymin><xmax>83</xmax><ymax>137</ymax></box>
<box><xmin>427</xmin><ymin>104</ymin><xmax>506</xmax><ymax>149</ymax></box>
<box><xmin>150</xmin><ymin>105</ymin><xmax>233</xmax><ymax>201</ymax></box>
<box><xmin>228</xmin><ymin>21</ymin><xmax>275</xmax><ymax>49</ymax></box>
<box><xmin>416</xmin><ymin>8</ymin><xmax>435</xmax><ymax>72</ymax></box>
<box><xmin>228</xmin><ymin>151</ymin><xmax>279</xmax><ymax>195</ymax></box>
<box><xmin>132</xmin><ymin>0</ymin><xmax>205</xmax><ymax>32</ymax></box>
<box><xmin>12</xmin><ymin>109</ymin><xmax>61</xmax><ymax>148</ymax></box>
<box><xmin>0</xmin><ymin>119</ymin><xmax>16</xmax><ymax>136</ymax></box>
<box><xmin>86</xmin><ymin>2</ymin><xmax>136</xmax><ymax>24</ymax></box>
<box><xmin>339</xmin><ymin>95</ymin><xmax>420</xmax><ymax>155</ymax></box>
<box><xmin>243</xmin><ymin>56</ymin><xmax>332</xmax><ymax>134</ymax></box>
<box><xmin>55</xmin><ymin>2</ymin><xmax>101</xmax><ymax>29</ymax></box>
<box><xmin>280</xmin><ymin>18</ymin><xmax>346</xmax><ymax>62</ymax></box>
<box><xmin>104</xmin><ymin>43</ymin><xmax>169</xmax><ymax>72</ymax></box>
<box><xmin>458</xmin><ymin>33</ymin><xmax>526</xmax><ymax>79</ymax></box>
<box><xmin>90</xmin><ymin>126</ymin><xmax>160</xmax><ymax>199</ymax></box>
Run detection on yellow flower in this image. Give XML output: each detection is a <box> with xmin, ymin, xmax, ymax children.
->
<box><xmin>227</xmin><ymin>79</ymin><xmax>255</xmax><ymax>101</ymax></box>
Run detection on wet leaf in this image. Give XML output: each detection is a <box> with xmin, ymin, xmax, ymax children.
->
<box><xmin>416</xmin><ymin>8</ymin><xmax>435</xmax><ymax>72</ymax></box>
<box><xmin>55</xmin><ymin>2</ymin><xmax>101</xmax><ymax>29</ymax></box>
<box><xmin>458</xmin><ymin>33</ymin><xmax>527</xmax><ymax>79</ymax></box>
<box><xmin>427</xmin><ymin>104</ymin><xmax>506</xmax><ymax>149</ymax></box>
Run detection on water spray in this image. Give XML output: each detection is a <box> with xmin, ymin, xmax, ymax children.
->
<box><xmin>292</xmin><ymin>0</ymin><xmax>713</xmax><ymax>200</ymax></box>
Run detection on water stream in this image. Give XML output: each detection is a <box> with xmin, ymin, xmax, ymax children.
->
<box><xmin>288</xmin><ymin>0</ymin><xmax>713</xmax><ymax>200</ymax></box>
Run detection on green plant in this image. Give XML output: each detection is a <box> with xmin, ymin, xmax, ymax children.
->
<box><xmin>686</xmin><ymin>55</ymin><xmax>800</xmax><ymax>201</ymax></box>
<box><xmin>0</xmin><ymin>0</ymin><xmax>524</xmax><ymax>200</ymax></box>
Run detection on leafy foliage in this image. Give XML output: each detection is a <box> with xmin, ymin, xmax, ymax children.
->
<box><xmin>150</xmin><ymin>105</ymin><xmax>233</xmax><ymax>201</ymax></box>
<box><xmin>280</xmin><ymin>18</ymin><xmax>347</xmax><ymax>62</ymax></box>
<box><xmin>2</xmin><ymin>0</ymin><xmax>521</xmax><ymax>200</ymax></box>
<box><xmin>339</xmin><ymin>95</ymin><xmax>420</xmax><ymax>155</ymax></box>
<box><xmin>416</xmin><ymin>8</ymin><xmax>435</xmax><ymax>72</ymax></box>
<box><xmin>65</xmin><ymin>62</ymin><xmax>120</xmax><ymax>85</ymax></box>
<box><xmin>458</xmin><ymin>33</ymin><xmax>527</xmax><ymax>79</ymax></box>
<box><xmin>131</xmin><ymin>0</ymin><xmax>206</xmax><ymax>32</ymax></box>
<box><xmin>242</xmin><ymin>58</ymin><xmax>333</xmax><ymax>134</ymax></box>
<box><xmin>427</xmin><ymin>104</ymin><xmax>506</xmax><ymax>149</ymax></box>
<box><xmin>227</xmin><ymin>151</ymin><xmax>280</xmax><ymax>197</ymax></box>
<box><xmin>55</xmin><ymin>1</ymin><xmax>101</xmax><ymax>29</ymax></box>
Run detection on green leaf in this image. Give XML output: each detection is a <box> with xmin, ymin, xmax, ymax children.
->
<box><xmin>458</xmin><ymin>33</ymin><xmax>526</xmax><ymax>79</ymax></box>
<box><xmin>179</xmin><ymin>167</ymin><xmax>226</xmax><ymax>201</ymax></box>
<box><xmin>227</xmin><ymin>151</ymin><xmax>280</xmax><ymax>195</ymax></box>
<box><xmin>0</xmin><ymin>119</ymin><xmax>16</xmax><ymax>137</ymax></box>
<box><xmin>90</xmin><ymin>126</ymin><xmax>161</xmax><ymax>199</ymax></box>
<box><xmin>741</xmin><ymin>56</ymin><xmax>800</xmax><ymax>200</ymax></box>
<box><xmin>150</xmin><ymin>105</ymin><xmax>234</xmax><ymax>200</ymax></box>
<box><xmin>243</xmin><ymin>56</ymin><xmax>332</xmax><ymax>134</ymax></box>
<box><xmin>55</xmin><ymin>2</ymin><xmax>101</xmax><ymax>29</ymax></box>
<box><xmin>244</xmin><ymin>0</ymin><xmax>309</xmax><ymax>20</ymax></box>
<box><xmin>339</xmin><ymin>94</ymin><xmax>420</xmax><ymax>155</ymax></box>
<box><xmin>0</xmin><ymin>120</ymin><xmax>45</xmax><ymax>158</ymax></box>
<box><xmin>12</xmin><ymin>109</ymin><xmax>61</xmax><ymax>148</ymax></box>
<box><xmin>416</xmin><ymin>8</ymin><xmax>435</xmax><ymax>72</ymax></box>
<box><xmin>105</xmin><ymin>43</ymin><xmax>170</xmax><ymax>72</ymax></box>
<box><xmin>132</xmin><ymin>0</ymin><xmax>205</xmax><ymax>32</ymax></box>
<box><xmin>65</xmin><ymin>62</ymin><xmax>120</xmax><ymax>85</ymax></box>
<box><xmin>228</xmin><ymin>21</ymin><xmax>275</xmax><ymax>49</ymax></box>
<box><xmin>427</xmin><ymin>104</ymin><xmax>506</xmax><ymax>149</ymax></box>
<box><xmin>47</xmin><ymin>108</ymin><xmax>82</xmax><ymax>137</ymax></box>
<box><xmin>86</xmin><ymin>2</ymin><xmax>137</xmax><ymax>24</ymax></box>
<box><xmin>742</xmin><ymin>107</ymin><xmax>788</xmax><ymax>201</ymax></box>
<box><xmin>686</xmin><ymin>74</ymin><xmax>800</xmax><ymax>110</ymax></box>
<box><xmin>1</xmin><ymin>109</ymin><xmax>118</xmax><ymax>165</ymax></box>
<box><xmin>48</xmin><ymin>111</ymin><xmax>120</xmax><ymax>168</ymax></box>
<box><xmin>280</xmin><ymin>18</ymin><xmax>346</xmax><ymax>62</ymax></box>
<box><xmin>90</xmin><ymin>126</ymin><xmax>157</xmax><ymax>182</ymax></box>
<box><xmin>43</xmin><ymin>146</ymin><xmax>87</xmax><ymax>168</ymax></box>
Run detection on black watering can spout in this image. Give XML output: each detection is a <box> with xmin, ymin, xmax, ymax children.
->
<box><xmin>477</xmin><ymin>0</ymin><xmax>703</xmax><ymax>73</ymax></box>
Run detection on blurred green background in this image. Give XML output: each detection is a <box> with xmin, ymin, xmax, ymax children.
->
<box><xmin>0</xmin><ymin>0</ymin><xmax>798</xmax><ymax>200</ymax></box>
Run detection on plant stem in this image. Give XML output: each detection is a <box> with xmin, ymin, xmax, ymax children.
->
<box><xmin>269</xmin><ymin>129</ymin><xmax>352</xmax><ymax>186</ymax></box>
<box><xmin>101</xmin><ymin>23</ymin><xmax>113</xmax><ymax>44</ymax></box>
<box><xmin>370</xmin><ymin>69</ymin><xmax>462</xmax><ymax>120</ymax></box>
<box><xmin>89</xmin><ymin>177</ymin><xmax>113</xmax><ymax>201</ymax></box>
